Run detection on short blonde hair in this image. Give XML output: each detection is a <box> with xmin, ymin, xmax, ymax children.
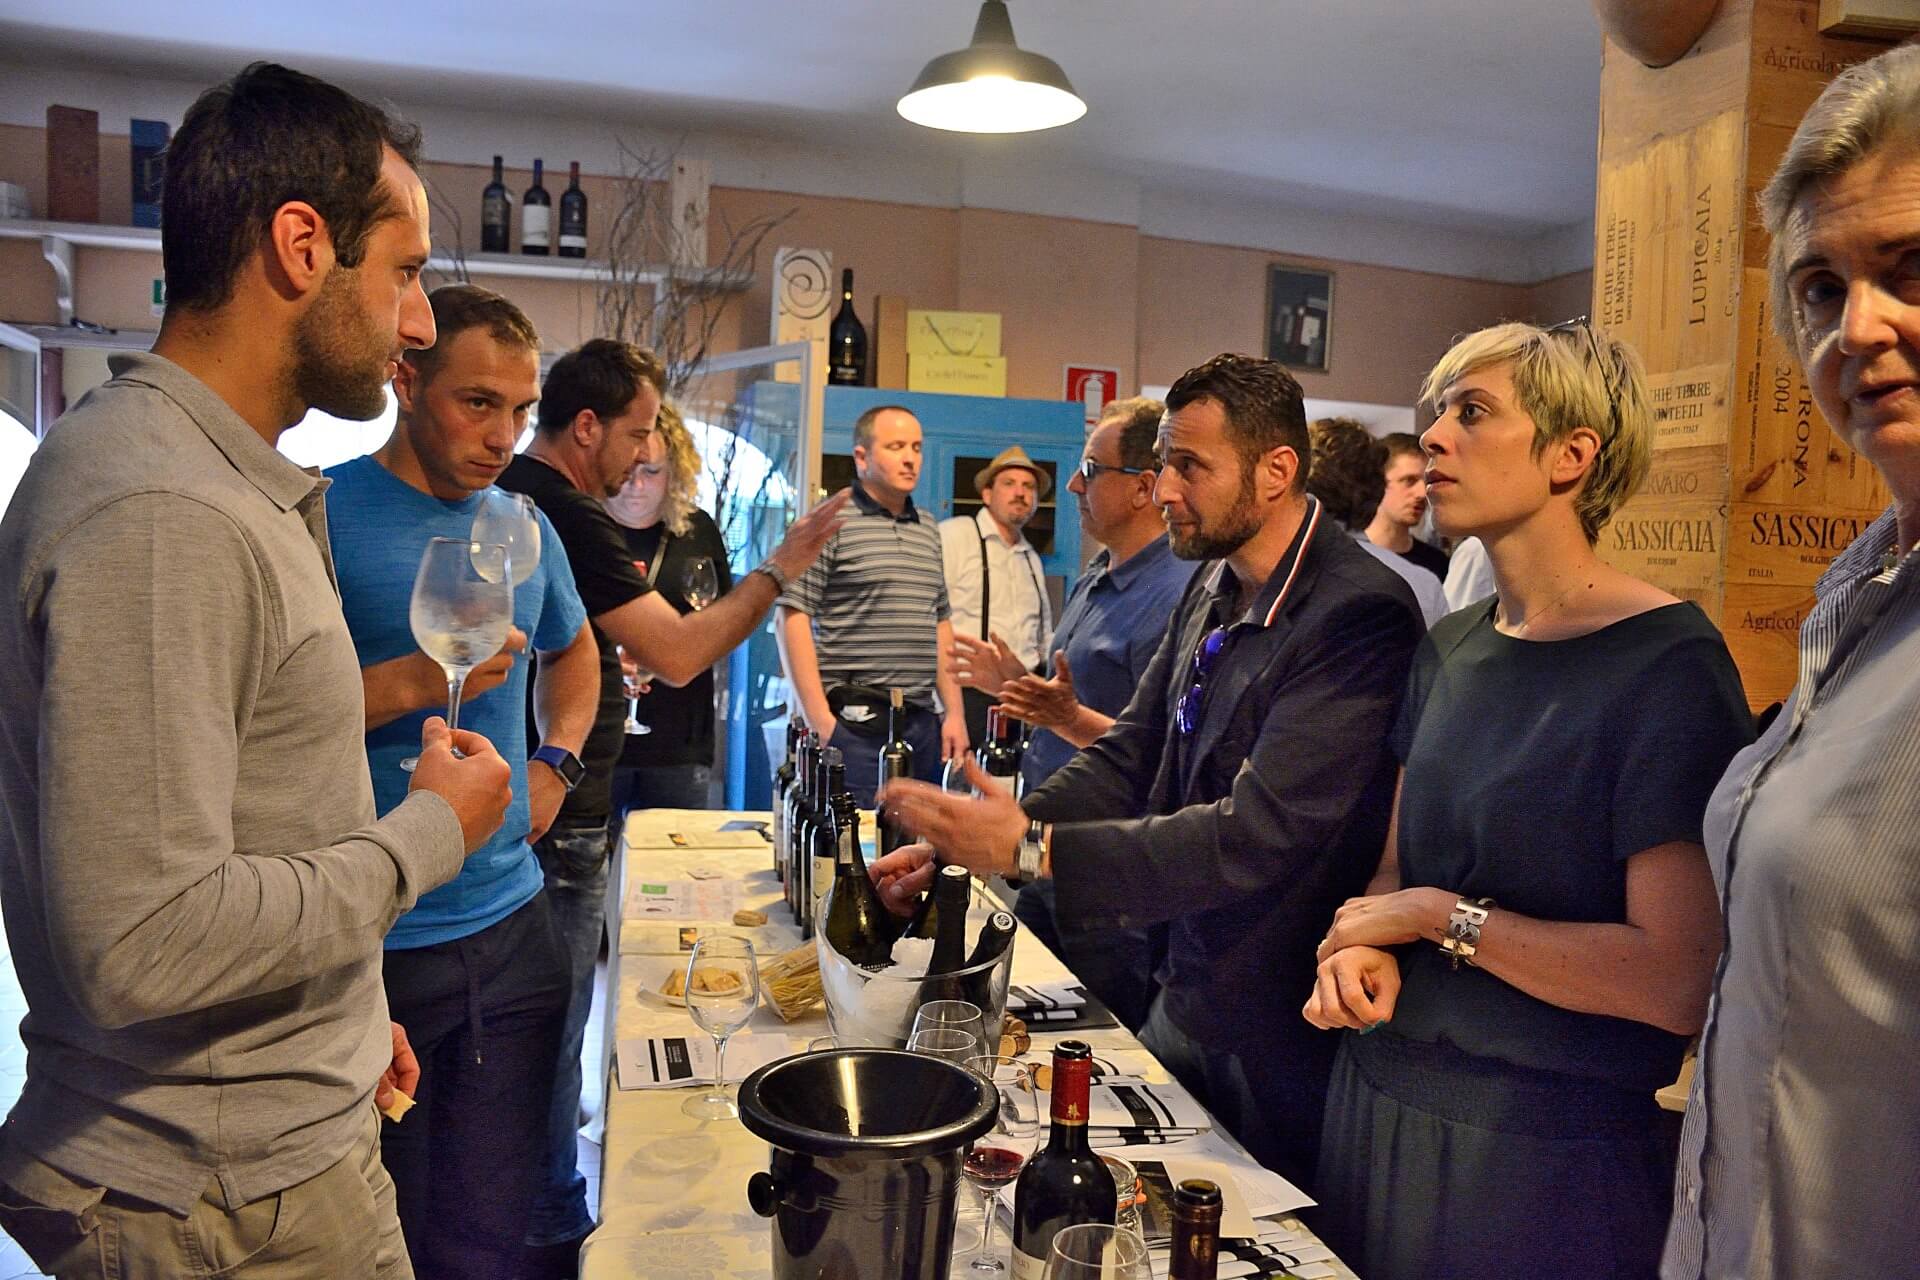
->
<box><xmin>1419</xmin><ymin>321</ymin><xmax>1653</xmax><ymax>543</ymax></box>
<box><xmin>652</xmin><ymin>401</ymin><xmax>702</xmax><ymax>537</ymax></box>
<box><xmin>1760</xmin><ymin>43</ymin><xmax>1920</xmax><ymax>344</ymax></box>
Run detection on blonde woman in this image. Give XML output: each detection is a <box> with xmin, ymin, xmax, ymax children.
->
<box><xmin>604</xmin><ymin>402</ymin><xmax>731</xmax><ymax>813</ymax></box>
<box><xmin>1303</xmin><ymin>321</ymin><xmax>1753</xmax><ymax>1280</ymax></box>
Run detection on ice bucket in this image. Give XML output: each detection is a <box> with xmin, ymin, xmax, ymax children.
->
<box><xmin>816</xmin><ymin>890</ymin><xmax>1018</xmax><ymax>1048</ymax></box>
<box><xmin>741</xmin><ymin>1048</ymin><xmax>998</xmax><ymax>1279</ymax></box>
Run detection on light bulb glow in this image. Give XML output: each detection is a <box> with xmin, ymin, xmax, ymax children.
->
<box><xmin>897</xmin><ymin>75</ymin><xmax>1087</xmax><ymax>134</ymax></box>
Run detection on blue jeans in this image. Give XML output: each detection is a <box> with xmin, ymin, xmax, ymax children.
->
<box><xmin>828</xmin><ymin>708</ymin><xmax>943</xmax><ymax>809</ymax></box>
<box><xmin>607</xmin><ymin>762</ymin><xmax>713</xmax><ymax>821</ymax></box>
<box><xmin>525</xmin><ymin>825</ymin><xmax>611</xmax><ymax>1247</ymax></box>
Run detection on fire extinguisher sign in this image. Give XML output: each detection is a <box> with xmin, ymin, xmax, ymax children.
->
<box><xmin>1064</xmin><ymin>365</ymin><xmax>1121</xmax><ymax>427</ymax></box>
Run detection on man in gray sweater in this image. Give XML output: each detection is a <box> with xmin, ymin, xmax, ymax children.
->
<box><xmin>0</xmin><ymin>64</ymin><xmax>511</xmax><ymax>1278</ymax></box>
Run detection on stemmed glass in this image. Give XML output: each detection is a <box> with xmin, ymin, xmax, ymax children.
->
<box><xmin>1042</xmin><ymin>1224</ymin><xmax>1152</xmax><ymax>1280</ymax></box>
<box><xmin>682</xmin><ymin>555</ymin><xmax>719</xmax><ymax>612</ymax></box>
<box><xmin>471</xmin><ymin>490</ymin><xmax>540</xmax><ymax>588</ymax></box>
<box><xmin>619</xmin><ymin>645</ymin><xmax>652</xmax><ymax>737</ymax></box>
<box><xmin>401</xmin><ymin>537</ymin><xmax>512</xmax><ymax>771</ymax></box>
<box><xmin>682</xmin><ymin>935</ymin><xmax>760</xmax><ymax>1120</ymax></box>
<box><xmin>962</xmin><ymin>1054</ymin><xmax>1040</xmax><ymax>1275</ymax></box>
<box><xmin>911</xmin><ymin>999</ymin><xmax>991</xmax><ymax>1059</ymax></box>
<box><xmin>906</xmin><ymin>1027</ymin><xmax>979</xmax><ymax>1066</ymax></box>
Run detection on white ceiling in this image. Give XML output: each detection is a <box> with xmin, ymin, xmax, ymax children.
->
<box><xmin>0</xmin><ymin>1</ymin><xmax>1602</xmax><ymax>246</ymax></box>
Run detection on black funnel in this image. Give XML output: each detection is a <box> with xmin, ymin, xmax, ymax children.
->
<box><xmin>741</xmin><ymin>1049</ymin><xmax>998</xmax><ymax>1278</ymax></box>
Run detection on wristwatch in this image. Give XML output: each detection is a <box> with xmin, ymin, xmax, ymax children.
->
<box><xmin>1013</xmin><ymin>818</ymin><xmax>1048</xmax><ymax>884</ymax></box>
<box><xmin>1440</xmin><ymin>896</ymin><xmax>1494</xmax><ymax>969</ymax></box>
<box><xmin>531</xmin><ymin>745</ymin><xmax>587</xmax><ymax>792</ymax></box>
<box><xmin>753</xmin><ymin>559</ymin><xmax>790</xmax><ymax>593</ymax></box>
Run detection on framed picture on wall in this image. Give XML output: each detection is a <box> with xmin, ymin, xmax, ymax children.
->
<box><xmin>1266</xmin><ymin>264</ymin><xmax>1333</xmax><ymax>374</ymax></box>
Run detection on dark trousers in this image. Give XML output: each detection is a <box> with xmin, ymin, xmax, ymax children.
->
<box><xmin>1139</xmin><ymin>995</ymin><xmax>1333</xmax><ymax>1192</ymax></box>
<box><xmin>381</xmin><ymin>892</ymin><xmax>571</xmax><ymax>1280</ymax></box>
<box><xmin>961</xmin><ymin>686</ymin><xmax>996</xmax><ymax>749</ymax></box>
<box><xmin>1013</xmin><ymin>879</ymin><xmax>1158</xmax><ymax>1033</ymax></box>
<box><xmin>608</xmin><ymin>762</ymin><xmax>714</xmax><ymax>822</ymax></box>
<box><xmin>827</xmin><ymin>707</ymin><xmax>944</xmax><ymax>809</ymax></box>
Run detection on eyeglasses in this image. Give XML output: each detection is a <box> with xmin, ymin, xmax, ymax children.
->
<box><xmin>1175</xmin><ymin>625</ymin><xmax>1231</xmax><ymax>736</ymax></box>
<box><xmin>1543</xmin><ymin>315</ymin><xmax>1620</xmax><ymax>451</ymax></box>
<box><xmin>1076</xmin><ymin>457</ymin><xmax>1150</xmax><ymax>484</ymax></box>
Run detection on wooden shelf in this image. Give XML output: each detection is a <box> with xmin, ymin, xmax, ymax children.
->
<box><xmin>0</xmin><ymin>219</ymin><xmax>750</xmax><ymax>290</ymax></box>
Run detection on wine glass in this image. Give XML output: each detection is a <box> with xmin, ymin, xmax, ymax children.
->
<box><xmin>962</xmin><ymin>1054</ymin><xmax>1040</xmax><ymax>1275</ymax></box>
<box><xmin>1042</xmin><ymin>1224</ymin><xmax>1152</xmax><ymax>1280</ymax></box>
<box><xmin>682</xmin><ymin>555</ymin><xmax>719</xmax><ymax>611</ymax></box>
<box><xmin>681</xmin><ymin>935</ymin><xmax>760</xmax><ymax>1119</ymax></box>
<box><xmin>400</xmin><ymin>538</ymin><xmax>512</xmax><ymax>771</ymax></box>
<box><xmin>911</xmin><ymin>999</ymin><xmax>991</xmax><ymax>1059</ymax></box>
<box><xmin>906</xmin><ymin>1027</ymin><xmax>978</xmax><ymax>1066</ymax></box>
<box><xmin>618</xmin><ymin>644</ymin><xmax>652</xmax><ymax>736</ymax></box>
<box><xmin>471</xmin><ymin>490</ymin><xmax>541</xmax><ymax>587</ymax></box>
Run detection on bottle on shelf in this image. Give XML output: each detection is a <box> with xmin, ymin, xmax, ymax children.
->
<box><xmin>1169</xmin><ymin>1179</ymin><xmax>1223</xmax><ymax>1280</ymax></box>
<box><xmin>521</xmin><ymin>158</ymin><xmax>551</xmax><ymax>255</ymax></box>
<box><xmin>558</xmin><ymin>160</ymin><xmax>587</xmax><ymax>258</ymax></box>
<box><xmin>877</xmin><ymin>688</ymin><xmax>915</xmax><ymax>856</ymax></box>
<box><xmin>822</xmin><ymin>756</ymin><xmax>899</xmax><ymax>968</ymax></box>
<box><xmin>958</xmin><ymin>908</ymin><xmax>1016</xmax><ymax>1013</ymax></box>
<box><xmin>1012</xmin><ymin>1041</ymin><xmax>1116</xmax><ymax>1277</ymax></box>
<box><xmin>808</xmin><ymin>747</ymin><xmax>837</xmax><ymax>930</ymax></box>
<box><xmin>979</xmin><ymin>705</ymin><xmax>1023</xmax><ymax>798</ymax></box>
<box><xmin>917</xmin><ymin>864</ymin><xmax>976</xmax><ymax>1004</ymax></box>
<box><xmin>772</xmin><ymin>717</ymin><xmax>802</xmax><ymax>882</ymax></box>
<box><xmin>827</xmin><ymin>267</ymin><xmax>869</xmax><ymax>386</ymax></box>
<box><xmin>480</xmin><ymin>155</ymin><xmax>511</xmax><ymax>254</ymax></box>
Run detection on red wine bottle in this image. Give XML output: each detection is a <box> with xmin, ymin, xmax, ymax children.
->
<box><xmin>1011</xmin><ymin>1041</ymin><xmax>1115</xmax><ymax>1277</ymax></box>
<box><xmin>828</xmin><ymin>267</ymin><xmax>868</xmax><ymax>386</ymax></box>
<box><xmin>877</xmin><ymin>687</ymin><xmax>915</xmax><ymax>855</ymax></box>
<box><xmin>772</xmin><ymin>716</ymin><xmax>801</xmax><ymax>881</ymax></box>
<box><xmin>789</xmin><ymin>733</ymin><xmax>820</xmax><ymax>934</ymax></box>
<box><xmin>480</xmin><ymin>155</ymin><xmax>510</xmax><ymax>253</ymax></box>
<box><xmin>917</xmin><ymin>864</ymin><xmax>974</xmax><ymax>1003</ymax></box>
<box><xmin>1169</xmin><ymin>1179</ymin><xmax>1223</xmax><ymax>1280</ymax></box>
<box><xmin>558</xmin><ymin>160</ymin><xmax>587</xmax><ymax>258</ymax></box>
<box><xmin>980</xmin><ymin>705</ymin><xmax>1023</xmax><ymax>798</ymax></box>
<box><xmin>521</xmin><ymin>158</ymin><xmax>551</xmax><ymax>255</ymax></box>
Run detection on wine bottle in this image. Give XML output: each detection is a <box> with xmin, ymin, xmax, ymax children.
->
<box><xmin>958</xmin><ymin>909</ymin><xmax>1016</xmax><ymax>1013</ymax></box>
<box><xmin>1011</xmin><ymin>1041</ymin><xmax>1115</xmax><ymax>1278</ymax></box>
<box><xmin>558</xmin><ymin>160</ymin><xmax>587</xmax><ymax>258</ymax></box>
<box><xmin>827</xmin><ymin>267</ymin><xmax>869</xmax><ymax>386</ymax></box>
<box><xmin>772</xmin><ymin>717</ymin><xmax>801</xmax><ymax>881</ymax></box>
<box><xmin>877</xmin><ymin>688</ymin><xmax>915</xmax><ymax>855</ymax></box>
<box><xmin>979</xmin><ymin>705</ymin><xmax>1023</xmax><ymax>798</ymax></box>
<box><xmin>823</xmin><ymin>759</ymin><xmax>898</xmax><ymax>968</ymax></box>
<box><xmin>521</xmin><ymin>158</ymin><xmax>551</xmax><ymax>255</ymax></box>
<box><xmin>1169</xmin><ymin>1179</ymin><xmax>1223</xmax><ymax>1280</ymax></box>
<box><xmin>917</xmin><ymin>864</ymin><xmax>975</xmax><ymax>1004</ymax></box>
<box><xmin>480</xmin><ymin>155</ymin><xmax>511</xmax><ymax>254</ymax></box>
<box><xmin>788</xmin><ymin>732</ymin><xmax>818</xmax><ymax>931</ymax></box>
<box><xmin>808</xmin><ymin>747</ymin><xmax>838</xmax><ymax>929</ymax></box>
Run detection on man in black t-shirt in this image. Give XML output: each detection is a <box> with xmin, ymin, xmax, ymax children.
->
<box><xmin>505</xmin><ymin>339</ymin><xmax>844</xmax><ymax>1274</ymax></box>
<box><xmin>1364</xmin><ymin>431</ymin><xmax>1451</xmax><ymax>580</ymax></box>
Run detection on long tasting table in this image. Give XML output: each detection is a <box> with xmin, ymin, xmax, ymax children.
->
<box><xmin>579</xmin><ymin>809</ymin><xmax>1359</xmax><ymax>1279</ymax></box>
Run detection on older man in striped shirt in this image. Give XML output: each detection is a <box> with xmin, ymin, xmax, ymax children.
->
<box><xmin>776</xmin><ymin>405</ymin><xmax>968</xmax><ymax>806</ymax></box>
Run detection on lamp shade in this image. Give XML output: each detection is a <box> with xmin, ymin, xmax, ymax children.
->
<box><xmin>897</xmin><ymin>1</ymin><xmax>1087</xmax><ymax>134</ymax></box>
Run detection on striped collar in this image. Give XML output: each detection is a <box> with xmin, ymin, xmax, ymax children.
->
<box><xmin>850</xmin><ymin>478</ymin><xmax>920</xmax><ymax>523</ymax></box>
<box><xmin>1202</xmin><ymin>495</ymin><xmax>1325</xmax><ymax>628</ymax></box>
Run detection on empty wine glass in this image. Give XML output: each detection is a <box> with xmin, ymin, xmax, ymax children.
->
<box><xmin>962</xmin><ymin>1054</ymin><xmax>1040</xmax><ymax>1275</ymax></box>
<box><xmin>619</xmin><ymin>644</ymin><xmax>652</xmax><ymax>737</ymax></box>
<box><xmin>1042</xmin><ymin>1224</ymin><xmax>1152</xmax><ymax>1280</ymax></box>
<box><xmin>400</xmin><ymin>538</ymin><xmax>512</xmax><ymax>772</ymax></box>
<box><xmin>906</xmin><ymin>1027</ymin><xmax>979</xmax><ymax>1066</ymax></box>
<box><xmin>471</xmin><ymin>490</ymin><xmax>541</xmax><ymax>587</ymax></box>
<box><xmin>682</xmin><ymin>554</ymin><xmax>719</xmax><ymax>611</ymax></box>
<box><xmin>911</xmin><ymin>999</ymin><xmax>991</xmax><ymax>1059</ymax></box>
<box><xmin>682</xmin><ymin>935</ymin><xmax>760</xmax><ymax>1119</ymax></box>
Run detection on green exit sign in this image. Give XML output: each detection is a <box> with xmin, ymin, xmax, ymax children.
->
<box><xmin>150</xmin><ymin>278</ymin><xmax>166</xmax><ymax>317</ymax></box>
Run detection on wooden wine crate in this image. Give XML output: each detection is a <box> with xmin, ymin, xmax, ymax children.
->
<box><xmin>1725</xmin><ymin>500</ymin><xmax>1881</xmax><ymax>589</ymax></box>
<box><xmin>1722</xmin><ymin>582</ymin><xmax>1819</xmax><ymax>711</ymax></box>
<box><xmin>1603</xmin><ymin>497</ymin><xmax>1728</xmax><ymax>596</ymax></box>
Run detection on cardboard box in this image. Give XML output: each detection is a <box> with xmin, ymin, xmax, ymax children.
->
<box><xmin>46</xmin><ymin>105</ymin><xmax>99</xmax><ymax>224</ymax></box>
<box><xmin>872</xmin><ymin>294</ymin><xmax>909</xmax><ymax>390</ymax></box>
<box><xmin>130</xmin><ymin>118</ymin><xmax>168</xmax><ymax>229</ymax></box>
<box><xmin>906</xmin><ymin>310</ymin><xmax>1001</xmax><ymax>359</ymax></box>
<box><xmin>908</xmin><ymin>354</ymin><xmax>1007</xmax><ymax>398</ymax></box>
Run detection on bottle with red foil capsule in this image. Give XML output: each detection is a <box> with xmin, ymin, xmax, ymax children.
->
<box><xmin>1010</xmin><ymin>1040</ymin><xmax>1114</xmax><ymax>1277</ymax></box>
<box><xmin>1170</xmin><ymin>1178</ymin><xmax>1223</xmax><ymax>1280</ymax></box>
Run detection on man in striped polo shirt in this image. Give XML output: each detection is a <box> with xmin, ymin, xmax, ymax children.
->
<box><xmin>776</xmin><ymin>405</ymin><xmax>966</xmax><ymax>806</ymax></box>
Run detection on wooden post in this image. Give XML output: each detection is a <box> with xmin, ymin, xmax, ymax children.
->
<box><xmin>1592</xmin><ymin>0</ymin><xmax>1899</xmax><ymax>708</ymax></box>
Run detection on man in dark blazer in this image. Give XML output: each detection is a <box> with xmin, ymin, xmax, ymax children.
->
<box><xmin>875</xmin><ymin>353</ymin><xmax>1422</xmax><ymax>1186</ymax></box>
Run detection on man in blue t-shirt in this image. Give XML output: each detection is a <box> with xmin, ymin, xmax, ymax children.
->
<box><xmin>327</xmin><ymin>285</ymin><xmax>598</xmax><ymax>1280</ymax></box>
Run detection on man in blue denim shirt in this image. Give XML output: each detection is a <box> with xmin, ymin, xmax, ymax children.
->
<box><xmin>952</xmin><ymin>397</ymin><xmax>1194</xmax><ymax>1029</ymax></box>
<box><xmin>330</xmin><ymin>285</ymin><xmax>598</xmax><ymax>1279</ymax></box>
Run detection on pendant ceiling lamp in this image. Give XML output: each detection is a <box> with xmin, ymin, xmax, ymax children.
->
<box><xmin>897</xmin><ymin>0</ymin><xmax>1087</xmax><ymax>134</ymax></box>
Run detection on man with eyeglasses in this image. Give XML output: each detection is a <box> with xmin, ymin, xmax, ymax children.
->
<box><xmin>874</xmin><ymin>354</ymin><xmax>1421</xmax><ymax>1186</ymax></box>
<box><xmin>952</xmin><ymin>397</ymin><xmax>1195</xmax><ymax>1031</ymax></box>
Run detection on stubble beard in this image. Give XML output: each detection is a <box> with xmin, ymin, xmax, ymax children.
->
<box><xmin>292</xmin><ymin>266</ymin><xmax>393</xmax><ymax>421</ymax></box>
<box><xmin>1168</xmin><ymin>469</ymin><xmax>1261</xmax><ymax>561</ymax></box>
